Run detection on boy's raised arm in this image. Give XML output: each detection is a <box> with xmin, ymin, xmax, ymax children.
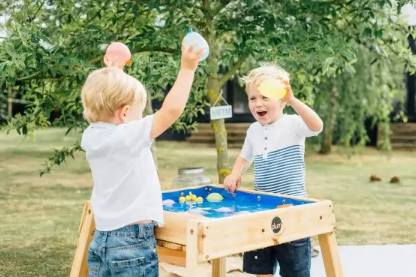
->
<box><xmin>285</xmin><ymin>85</ymin><xmax>323</xmax><ymax>133</ymax></box>
<box><xmin>151</xmin><ymin>41</ymin><xmax>205</xmax><ymax>140</ymax></box>
<box><xmin>289</xmin><ymin>98</ymin><xmax>323</xmax><ymax>132</ymax></box>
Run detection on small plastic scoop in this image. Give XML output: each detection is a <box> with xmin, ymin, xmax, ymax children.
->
<box><xmin>257</xmin><ymin>78</ymin><xmax>289</xmax><ymax>100</ymax></box>
<box><xmin>104</xmin><ymin>42</ymin><xmax>132</xmax><ymax>69</ymax></box>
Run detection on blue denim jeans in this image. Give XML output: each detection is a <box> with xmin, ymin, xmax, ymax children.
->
<box><xmin>243</xmin><ymin>237</ymin><xmax>311</xmax><ymax>277</ymax></box>
<box><xmin>88</xmin><ymin>222</ymin><xmax>158</xmax><ymax>277</ymax></box>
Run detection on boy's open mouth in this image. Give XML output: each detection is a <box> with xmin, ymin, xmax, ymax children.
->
<box><xmin>256</xmin><ymin>111</ymin><xmax>267</xmax><ymax>117</ymax></box>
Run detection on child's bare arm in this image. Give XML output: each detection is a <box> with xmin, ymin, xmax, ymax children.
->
<box><xmin>224</xmin><ymin>156</ymin><xmax>251</xmax><ymax>193</ymax></box>
<box><xmin>289</xmin><ymin>98</ymin><xmax>323</xmax><ymax>132</ymax></box>
<box><xmin>284</xmin><ymin>83</ymin><xmax>323</xmax><ymax>132</ymax></box>
<box><xmin>151</xmin><ymin>69</ymin><xmax>195</xmax><ymax>139</ymax></box>
<box><xmin>151</xmin><ymin>41</ymin><xmax>205</xmax><ymax>140</ymax></box>
<box><xmin>231</xmin><ymin>156</ymin><xmax>251</xmax><ymax>176</ymax></box>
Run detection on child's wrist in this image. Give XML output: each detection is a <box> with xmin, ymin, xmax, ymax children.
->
<box><xmin>230</xmin><ymin>170</ymin><xmax>242</xmax><ymax>178</ymax></box>
<box><xmin>179</xmin><ymin>66</ymin><xmax>196</xmax><ymax>73</ymax></box>
<box><xmin>287</xmin><ymin>97</ymin><xmax>298</xmax><ymax>105</ymax></box>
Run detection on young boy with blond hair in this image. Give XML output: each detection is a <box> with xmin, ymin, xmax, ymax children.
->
<box><xmin>223</xmin><ymin>65</ymin><xmax>323</xmax><ymax>277</ymax></box>
<box><xmin>80</xmin><ymin>41</ymin><xmax>205</xmax><ymax>277</ymax></box>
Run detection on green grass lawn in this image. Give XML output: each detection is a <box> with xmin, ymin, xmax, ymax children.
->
<box><xmin>1</xmin><ymin>128</ymin><xmax>415</xmax><ymax>277</ymax></box>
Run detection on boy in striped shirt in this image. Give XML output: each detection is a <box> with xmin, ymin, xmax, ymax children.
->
<box><xmin>223</xmin><ymin>65</ymin><xmax>323</xmax><ymax>277</ymax></box>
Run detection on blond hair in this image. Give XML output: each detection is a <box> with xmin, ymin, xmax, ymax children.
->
<box><xmin>81</xmin><ymin>67</ymin><xmax>146</xmax><ymax>123</ymax></box>
<box><xmin>241</xmin><ymin>64</ymin><xmax>290</xmax><ymax>89</ymax></box>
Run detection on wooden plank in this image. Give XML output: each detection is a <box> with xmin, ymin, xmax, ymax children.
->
<box><xmin>391</xmin><ymin>143</ymin><xmax>416</xmax><ymax>149</ymax></box>
<box><xmin>77</xmin><ymin>203</ymin><xmax>88</xmax><ymax>234</ymax></box>
<box><xmin>157</xmin><ymin>240</ymin><xmax>187</xmax><ymax>251</ymax></box>
<box><xmin>318</xmin><ymin>232</ymin><xmax>343</xmax><ymax>277</ymax></box>
<box><xmin>391</xmin><ymin>135</ymin><xmax>416</xmax><ymax>141</ymax></box>
<box><xmin>212</xmin><ymin>257</ymin><xmax>227</xmax><ymax>277</ymax></box>
<box><xmin>198</xmin><ymin>201</ymin><xmax>335</xmax><ymax>261</ymax></box>
<box><xmin>157</xmin><ymin>246</ymin><xmax>186</xmax><ymax>267</ymax></box>
<box><xmin>191</xmin><ymin>130</ymin><xmax>249</xmax><ymax>135</ymax></box>
<box><xmin>187</xmin><ymin>135</ymin><xmax>215</xmax><ymax>140</ymax></box>
<box><xmin>189</xmin><ymin>123</ymin><xmax>251</xmax><ymax>145</ymax></box>
<box><xmin>195</xmin><ymin>123</ymin><xmax>251</xmax><ymax>130</ymax></box>
<box><xmin>155</xmin><ymin>211</ymin><xmax>201</xmax><ymax>245</ymax></box>
<box><xmin>70</xmin><ymin>201</ymin><xmax>95</xmax><ymax>277</ymax></box>
<box><xmin>377</xmin><ymin>123</ymin><xmax>416</xmax><ymax>148</ymax></box>
<box><xmin>186</xmin><ymin>220</ymin><xmax>206</xmax><ymax>277</ymax></box>
<box><xmin>186</xmin><ymin>138</ymin><xmax>246</xmax><ymax>146</ymax></box>
<box><xmin>391</xmin><ymin>123</ymin><xmax>416</xmax><ymax>131</ymax></box>
<box><xmin>228</xmin><ymin>143</ymin><xmax>244</xmax><ymax>148</ymax></box>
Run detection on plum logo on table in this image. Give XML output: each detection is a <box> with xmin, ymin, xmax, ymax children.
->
<box><xmin>271</xmin><ymin>217</ymin><xmax>282</xmax><ymax>234</ymax></box>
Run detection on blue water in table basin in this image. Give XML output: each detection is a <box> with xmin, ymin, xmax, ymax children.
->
<box><xmin>162</xmin><ymin>186</ymin><xmax>314</xmax><ymax>218</ymax></box>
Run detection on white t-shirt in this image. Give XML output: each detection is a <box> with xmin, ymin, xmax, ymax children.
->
<box><xmin>80</xmin><ymin>115</ymin><xmax>163</xmax><ymax>231</ymax></box>
<box><xmin>240</xmin><ymin>114</ymin><xmax>322</xmax><ymax>197</ymax></box>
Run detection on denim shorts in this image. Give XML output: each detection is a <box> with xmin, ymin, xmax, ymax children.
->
<box><xmin>88</xmin><ymin>222</ymin><xmax>158</xmax><ymax>277</ymax></box>
<box><xmin>243</xmin><ymin>237</ymin><xmax>311</xmax><ymax>277</ymax></box>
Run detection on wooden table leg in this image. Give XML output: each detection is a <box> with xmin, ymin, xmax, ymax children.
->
<box><xmin>186</xmin><ymin>221</ymin><xmax>206</xmax><ymax>277</ymax></box>
<box><xmin>212</xmin><ymin>257</ymin><xmax>226</xmax><ymax>277</ymax></box>
<box><xmin>318</xmin><ymin>232</ymin><xmax>343</xmax><ymax>277</ymax></box>
<box><xmin>70</xmin><ymin>201</ymin><xmax>95</xmax><ymax>277</ymax></box>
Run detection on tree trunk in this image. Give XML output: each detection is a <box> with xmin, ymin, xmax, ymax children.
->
<box><xmin>201</xmin><ymin>0</ymin><xmax>233</xmax><ymax>183</ymax></box>
<box><xmin>320</xmin><ymin>80</ymin><xmax>339</xmax><ymax>154</ymax></box>
<box><xmin>144</xmin><ymin>90</ymin><xmax>158</xmax><ymax>168</ymax></box>
<box><xmin>207</xmin><ymin>78</ymin><xmax>229</xmax><ymax>183</ymax></box>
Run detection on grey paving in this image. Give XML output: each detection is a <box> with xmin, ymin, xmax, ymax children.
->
<box><xmin>275</xmin><ymin>244</ymin><xmax>416</xmax><ymax>277</ymax></box>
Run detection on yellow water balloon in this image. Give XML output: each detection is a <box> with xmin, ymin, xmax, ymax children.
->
<box><xmin>257</xmin><ymin>78</ymin><xmax>288</xmax><ymax>100</ymax></box>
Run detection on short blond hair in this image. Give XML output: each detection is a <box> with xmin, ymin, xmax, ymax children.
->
<box><xmin>241</xmin><ymin>64</ymin><xmax>290</xmax><ymax>89</ymax></box>
<box><xmin>81</xmin><ymin>67</ymin><xmax>146</xmax><ymax>123</ymax></box>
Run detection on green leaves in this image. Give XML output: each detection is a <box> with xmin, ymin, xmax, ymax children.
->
<box><xmin>1</xmin><ymin>0</ymin><xmax>415</xmax><ymax>173</ymax></box>
<box><xmin>39</xmin><ymin>142</ymin><xmax>82</xmax><ymax>177</ymax></box>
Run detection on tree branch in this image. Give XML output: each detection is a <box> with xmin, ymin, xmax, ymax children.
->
<box><xmin>82</xmin><ymin>0</ymin><xmax>113</xmax><ymax>27</ymax></box>
<box><xmin>17</xmin><ymin>71</ymin><xmax>41</xmax><ymax>81</ymax></box>
<box><xmin>127</xmin><ymin>45</ymin><xmax>177</xmax><ymax>56</ymax></box>
<box><xmin>28</xmin><ymin>0</ymin><xmax>45</xmax><ymax>23</ymax></box>
<box><xmin>218</xmin><ymin>55</ymin><xmax>248</xmax><ymax>87</ymax></box>
<box><xmin>211</xmin><ymin>0</ymin><xmax>232</xmax><ymax>17</ymax></box>
<box><xmin>17</xmin><ymin>46</ymin><xmax>176</xmax><ymax>82</ymax></box>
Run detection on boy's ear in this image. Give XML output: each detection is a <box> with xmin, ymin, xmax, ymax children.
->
<box><xmin>280</xmin><ymin>101</ymin><xmax>287</xmax><ymax>109</ymax></box>
<box><xmin>117</xmin><ymin>105</ymin><xmax>130</xmax><ymax>122</ymax></box>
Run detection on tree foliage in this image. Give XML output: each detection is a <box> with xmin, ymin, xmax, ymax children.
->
<box><xmin>0</xmin><ymin>0</ymin><xmax>414</xmax><ymax>179</ymax></box>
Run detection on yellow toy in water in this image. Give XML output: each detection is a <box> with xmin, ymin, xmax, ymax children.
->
<box><xmin>257</xmin><ymin>78</ymin><xmax>289</xmax><ymax>100</ymax></box>
<box><xmin>179</xmin><ymin>191</ymin><xmax>203</xmax><ymax>204</ymax></box>
<box><xmin>196</xmin><ymin>197</ymin><xmax>204</xmax><ymax>203</ymax></box>
<box><xmin>206</xmin><ymin>192</ymin><xmax>224</xmax><ymax>202</ymax></box>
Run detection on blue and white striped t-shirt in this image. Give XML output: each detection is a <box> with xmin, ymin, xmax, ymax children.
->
<box><xmin>240</xmin><ymin>114</ymin><xmax>322</xmax><ymax>197</ymax></box>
